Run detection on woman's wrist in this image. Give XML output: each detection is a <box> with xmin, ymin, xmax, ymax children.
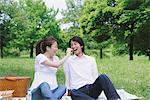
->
<box><xmin>66</xmin><ymin>53</ymin><xmax>71</xmax><ymax>57</ymax></box>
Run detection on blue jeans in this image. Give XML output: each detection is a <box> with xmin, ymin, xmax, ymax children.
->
<box><xmin>31</xmin><ymin>82</ymin><xmax>66</xmax><ymax>100</ymax></box>
<box><xmin>71</xmin><ymin>74</ymin><xmax>120</xmax><ymax>100</ymax></box>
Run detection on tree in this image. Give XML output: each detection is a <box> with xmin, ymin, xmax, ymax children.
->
<box><xmin>79</xmin><ymin>0</ymin><xmax>114</xmax><ymax>58</ymax></box>
<box><xmin>133</xmin><ymin>0</ymin><xmax>150</xmax><ymax>60</ymax></box>
<box><xmin>0</xmin><ymin>11</ymin><xmax>10</xmax><ymax>58</ymax></box>
<box><xmin>60</xmin><ymin>0</ymin><xmax>83</xmax><ymax>50</ymax></box>
<box><xmin>16</xmin><ymin>0</ymin><xmax>60</xmax><ymax>57</ymax></box>
<box><xmin>0</xmin><ymin>0</ymin><xmax>60</xmax><ymax>58</ymax></box>
<box><xmin>79</xmin><ymin>0</ymin><xmax>150</xmax><ymax>60</ymax></box>
<box><xmin>116</xmin><ymin>0</ymin><xmax>150</xmax><ymax>60</ymax></box>
<box><xmin>0</xmin><ymin>0</ymin><xmax>29</xmax><ymax>58</ymax></box>
<box><xmin>134</xmin><ymin>20</ymin><xmax>150</xmax><ymax>60</ymax></box>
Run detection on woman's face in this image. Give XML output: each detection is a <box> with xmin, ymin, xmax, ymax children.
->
<box><xmin>48</xmin><ymin>41</ymin><xmax>58</xmax><ymax>56</ymax></box>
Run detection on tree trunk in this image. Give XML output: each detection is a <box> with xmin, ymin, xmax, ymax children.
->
<box><xmin>30</xmin><ymin>43</ymin><xmax>34</xmax><ymax>58</ymax></box>
<box><xmin>129</xmin><ymin>35</ymin><xmax>134</xmax><ymax>60</ymax></box>
<box><xmin>148</xmin><ymin>49</ymin><xmax>150</xmax><ymax>61</ymax></box>
<box><xmin>100</xmin><ymin>48</ymin><xmax>102</xmax><ymax>59</ymax></box>
<box><xmin>0</xmin><ymin>37</ymin><xmax>3</xmax><ymax>58</ymax></box>
<box><xmin>129</xmin><ymin>23</ymin><xmax>135</xmax><ymax>61</ymax></box>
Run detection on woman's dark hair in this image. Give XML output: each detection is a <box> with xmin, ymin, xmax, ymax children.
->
<box><xmin>36</xmin><ymin>37</ymin><xmax>57</xmax><ymax>56</ymax></box>
<box><xmin>69</xmin><ymin>36</ymin><xmax>85</xmax><ymax>53</ymax></box>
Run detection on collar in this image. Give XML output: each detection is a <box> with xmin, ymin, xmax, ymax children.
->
<box><xmin>72</xmin><ymin>53</ymin><xmax>86</xmax><ymax>59</ymax></box>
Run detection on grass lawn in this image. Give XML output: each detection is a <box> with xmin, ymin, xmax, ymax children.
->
<box><xmin>0</xmin><ymin>55</ymin><xmax>150</xmax><ymax>99</ymax></box>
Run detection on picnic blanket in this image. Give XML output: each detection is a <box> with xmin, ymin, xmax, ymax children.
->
<box><xmin>61</xmin><ymin>89</ymin><xmax>143</xmax><ymax>100</ymax></box>
<box><xmin>97</xmin><ymin>89</ymin><xmax>143</xmax><ymax>100</ymax></box>
<box><xmin>11</xmin><ymin>89</ymin><xmax>143</xmax><ymax>100</ymax></box>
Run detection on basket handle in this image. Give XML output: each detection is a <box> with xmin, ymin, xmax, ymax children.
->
<box><xmin>5</xmin><ymin>76</ymin><xmax>17</xmax><ymax>81</ymax></box>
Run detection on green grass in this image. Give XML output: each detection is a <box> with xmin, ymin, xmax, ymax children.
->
<box><xmin>0</xmin><ymin>57</ymin><xmax>35</xmax><ymax>85</ymax></box>
<box><xmin>0</xmin><ymin>55</ymin><xmax>150</xmax><ymax>99</ymax></box>
<box><xmin>96</xmin><ymin>55</ymin><xmax>150</xmax><ymax>100</ymax></box>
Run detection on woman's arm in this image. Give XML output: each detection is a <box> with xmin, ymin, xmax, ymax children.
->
<box><xmin>41</xmin><ymin>48</ymin><xmax>72</xmax><ymax>68</ymax></box>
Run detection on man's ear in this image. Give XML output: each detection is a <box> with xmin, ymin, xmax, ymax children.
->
<box><xmin>81</xmin><ymin>46</ymin><xmax>83</xmax><ymax>48</ymax></box>
<box><xmin>46</xmin><ymin>46</ymin><xmax>51</xmax><ymax>51</ymax></box>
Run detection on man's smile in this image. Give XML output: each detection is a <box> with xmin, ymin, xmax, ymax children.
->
<box><xmin>73</xmin><ymin>49</ymin><xmax>78</xmax><ymax>51</ymax></box>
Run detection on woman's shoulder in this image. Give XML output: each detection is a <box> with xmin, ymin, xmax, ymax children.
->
<box><xmin>36</xmin><ymin>53</ymin><xmax>44</xmax><ymax>58</ymax></box>
<box><xmin>35</xmin><ymin>54</ymin><xmax>47</xmax><ymax>60</ymax></box>
<box><xmin>54</xmin><ymin>55</ymin><xmax>59</xmax><ymax>61</ymax></box>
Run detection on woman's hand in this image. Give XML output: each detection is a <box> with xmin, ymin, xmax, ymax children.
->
<box><xmin>66</xmin><ymin>48</ymin><xmax>73</xmax><ymax>56</ymax></box>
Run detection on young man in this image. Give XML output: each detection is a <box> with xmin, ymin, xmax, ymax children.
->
<box><xmin>63</xmin><ymin>36</ymin><xmax>120</xmax><ymax>100</ymax></box>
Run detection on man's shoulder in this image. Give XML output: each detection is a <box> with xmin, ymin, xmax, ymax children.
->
<box><xmin>64</xmin><ymin>55</ymin><xmax>74</xmax><ymax>63</ymax></box>
<box><xmin>67</xmin><ymin>55</ymin><xmax>75</xmax><ymax>60</ymax></box>
<box><xmin>66</xmin><ymin>54</ymin><xmax>95</xmax><ymax>61</ymax></box>
<box><xmin>84</xmin><ymin>55</ymin><xmax>95</xmax><ymax>60</ymax></box>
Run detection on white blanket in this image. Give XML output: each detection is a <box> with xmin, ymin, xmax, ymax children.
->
<box><xmin>12</xmin><ymin>89</ymin><xmax>143</xmax><ymax>100</ymax></box>
<box><xmin>62</xmin><ymin>89</ymin><xmax>143</xmax><ymax>100</ymax></box>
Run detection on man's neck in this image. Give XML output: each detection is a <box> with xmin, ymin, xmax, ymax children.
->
<box><xmin>76</xmin><ymin>52</ymin><xmax>83</xmax><ymax>57</ymax></box>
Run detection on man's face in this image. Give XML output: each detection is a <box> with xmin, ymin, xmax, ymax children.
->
<box><xmin>70</xmin><ymin>40</ymin><xmax>83</xmax><ymax>55</ymax></box>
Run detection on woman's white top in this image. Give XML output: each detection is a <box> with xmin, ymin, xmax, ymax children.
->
<box><xmin>29</xmin><ymin>54</ymin><xmax>59</xmax><ymax>91</ymax></box>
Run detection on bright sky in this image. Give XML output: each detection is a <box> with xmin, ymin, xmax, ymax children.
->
<box><xmin>43</xmin><ymin>0</ymin><xmax>71</xmax><ymax>29</ymax></box>
<box><xmin>43</xmin><ymin>0</ymin><xmax>67</xmax><ymax>19</ymax></box>
<box><xmin>43</xmin><ymin>0</ymin><xmax>67</xmax><ymax>10</ymax></box>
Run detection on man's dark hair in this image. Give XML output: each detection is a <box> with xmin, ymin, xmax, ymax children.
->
<box><xmin>69</xmin><ymin>36</ymin><xmax>85</xmax><ymax>53</ymax></box>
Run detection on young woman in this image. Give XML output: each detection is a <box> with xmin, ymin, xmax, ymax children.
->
<box><xmin>28</xmin><ymin>37</ymin><xmax>72</xmax><ymax>100</ymax></box>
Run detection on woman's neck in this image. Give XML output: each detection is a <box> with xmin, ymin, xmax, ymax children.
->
<box><xmin>44</xmin><ymin>52</ymin><xmax>53</xmax><ymax>59</ymax></box>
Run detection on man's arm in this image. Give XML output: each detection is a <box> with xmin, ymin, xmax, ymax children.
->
<box><xmin>91</xmin><ymin>58</ymin><xmax>99</xmax><ymax>80</ymax></box>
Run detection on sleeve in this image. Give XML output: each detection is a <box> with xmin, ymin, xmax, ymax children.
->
<box><xmin>36</xmin><ymin>54</ymin><xmax>48</xmax><ymax>64</ymax></box>
<box><xmin>91</xmin><ymin>57</ymin><xmax>99</xmax><ymax>81</ymax></box>
<box><xmin>55</xmin><ymin>56</ymin><xmax>59</xmax><ymax>61</ymax></box>
<box><xmin>63</xmin><ymin>59</ymin><xmax>71</xmax><ymax>90</ymax></box>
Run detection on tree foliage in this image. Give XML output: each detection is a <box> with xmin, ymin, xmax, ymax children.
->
<box><xmin>0</xmin><ymin>0</ymin><xmax>29</xmax><ymax>57</ymax></box>
<box><xmin>78</xmin><ymin>0</ymin><xmax>150</xmax><ymax>60</ymax></box>
<box><xmin>0</xmin><ymin>0</ymin><xmax>60</xmax><ymax>58</ymax></box>
<box><xmin>0</xmin><ymin>0</ymin><xmax>150</xmax><ymax>60</ymax></box>
<box><xmin>60</xmin><ymin>0</ymin><xmax>83</xmax><ymax>50</ymax></box>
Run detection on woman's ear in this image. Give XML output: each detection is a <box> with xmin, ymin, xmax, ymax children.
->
<box><xmin>46</xmin><ymin>46</ymin><xmax>51</xmax><ymax>51</ymax></box>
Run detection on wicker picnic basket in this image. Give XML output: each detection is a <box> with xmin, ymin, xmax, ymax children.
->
<box><xmin>0</xmin><ymin>76</ymin><xmax>31</xmax><ymax>97</ymax></box>
<box><xmin>0</xmin><ymin>90</ymin><xmax>14</xmax><ymax>100</ymax></box>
